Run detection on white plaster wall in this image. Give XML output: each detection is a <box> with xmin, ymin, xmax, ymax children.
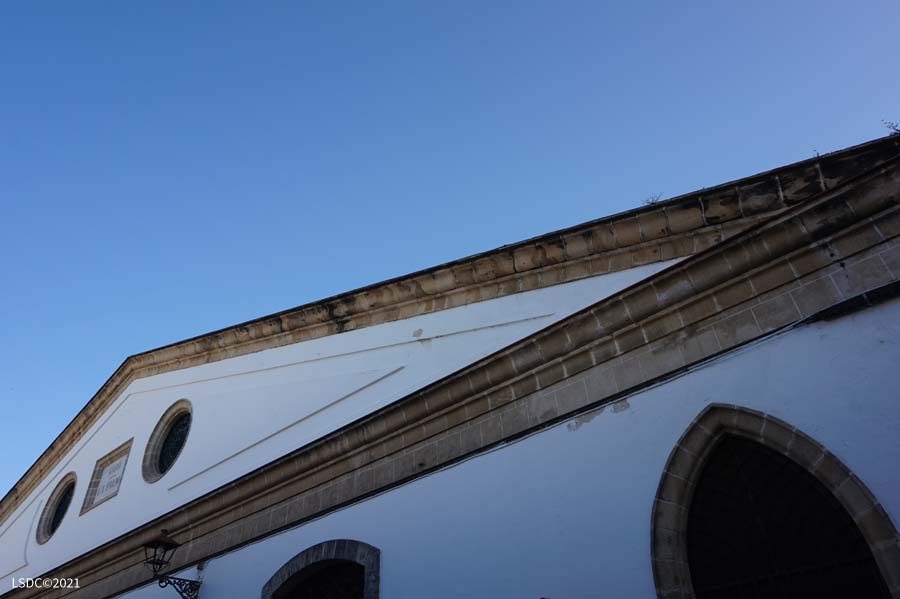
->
<box><xmin>117</xmin><ymin>297</ymin><xmax>900</xmax><ymax>599</ymax></box>
<box><xmin>0</xmin><ymin>261</ymin><xmax>677</xmax><ymax>581</ymax></box>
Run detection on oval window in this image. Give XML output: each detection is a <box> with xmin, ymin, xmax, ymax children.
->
<box><xmin>36</xmin><ymin>473</ymin><xmax>76</xmax><ymax>544</ymax></box>
<box><xmin>143</xmin><ymin>400</ymin><xmax>193</xmax><ymax>483</ymax></box>
<box><xmin>158</xmin><ymin>412</ymin><xmax>191</xmax><ymax>474</ymax></box>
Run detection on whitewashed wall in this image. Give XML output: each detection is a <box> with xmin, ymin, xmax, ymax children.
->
<box><xmin>0</xmin><ymin>261</ymin><xmax>677</xmax><ymax>581</ymax></box>
<box><xmin>119</xmin><ymin>297</ymin><xmax>900</xmax><ymax>599</ymax></box>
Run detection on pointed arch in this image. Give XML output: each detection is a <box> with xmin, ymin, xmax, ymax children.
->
<box><xmin>261</xmin><ymin>539</ymin><xmax>380</xmax><ymax>599</ymax></box>
<box><xmin>651</xmin><ymin>403</ymin><xmax>900</xmax><ymax>598</ymax></box>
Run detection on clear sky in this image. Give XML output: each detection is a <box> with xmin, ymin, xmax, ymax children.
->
<box><xmin>1</xmin><ymin>1</ymin><xmax>898</xmax><ymax>498</ymax></box>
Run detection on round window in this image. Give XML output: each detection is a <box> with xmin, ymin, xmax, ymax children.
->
<box><xmin>143</xmin><ymin>400</ymin><xmax>192</xmax><ymax>483</ymax></box>
<box><xmin>158</xmin><ymin>412</ymin><xmax>191</xmax><ymax>474</ymax></box>
<box><xmin>36</xmin><ymin>473</ymin><xmax>76</xmax><ymax>544</ymax></box>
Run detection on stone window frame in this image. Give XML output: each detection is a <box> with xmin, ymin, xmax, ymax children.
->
<box><xmin>35</xmin><ymin>472</ymin><xmax>77</xmax><ymax>545</ymax></box>
<box><xmin>142</xmin><ymin>399</ymin><xmax>192</xmax><ymax>484</ymax></box>
<box><xmin>651</xmin><ymin>403</ymin><xmax>900</xmax><ymax>598</ymax></box>
<box><xmin>261</xmin><ymin>539</ymin><xmax>380</xmax><ymax>599</ymax></box>
<box><xmin>80</xmin><ymin>438</ymin><xmax>133</xmax><ymax>515</ymax></box>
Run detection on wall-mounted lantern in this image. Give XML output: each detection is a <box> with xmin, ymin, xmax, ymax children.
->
<box><xmin>142</xmin><ymin>530</ymin><xmax>202</xmax><ymax>599</ymax></box>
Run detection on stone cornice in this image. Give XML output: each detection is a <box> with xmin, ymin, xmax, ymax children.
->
<box><xmin>5</xmin><ymin>136</ymin><xmax>898</xmax><ymax>529</ymax></box>
<box><xmin>9</xmin><ymin>146</ymin><xmax>900</xmax><ymax>598</ymax></box>
<box><xmin>2</xmin><ymin>134</ymin><xmax>898</xmax><ymax>537</ymax></box>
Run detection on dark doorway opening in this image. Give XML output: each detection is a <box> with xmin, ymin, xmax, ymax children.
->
<box><xmin>274</xmin><ymin>559</ymin><xmax>364</xmax><ymax>599</ymax></box>
<box><xmin>687</xmin><ymin>434</ymin><xmax>890</xmax><ymax>598</ymax></box>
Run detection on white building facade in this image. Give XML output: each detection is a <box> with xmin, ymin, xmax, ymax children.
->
<box><xmin>2</xmin><ymin>135</ymin><xmax>900</xmax><ymax>599</ymax></box>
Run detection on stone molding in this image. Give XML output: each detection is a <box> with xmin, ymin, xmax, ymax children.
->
<box><xmin>260</xmin><ymin>539</ymin><xmax>380</xmax><ymax>599</ymax></box>
<box><xmin>6</xmin><ymin>147</ymin><xmax>900</xmax><ymax>598</ymax></box>
<box><xmin>3</xmin><ymin>136</ymin><xmax>897</xmax><ymax>530</ymax></box>
<box><xmin>650</xmin><ymin>404</ymin><xmax>900</xmax><ymax>598</ymax></box>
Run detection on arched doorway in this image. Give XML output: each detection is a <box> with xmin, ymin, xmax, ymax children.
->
<box><xmin>261</xmin><ymin>539</ymin><xmax>380</xmax><ymax>599</ymax></box>
<box><xmin>651</xmin><ymin>404</ymin><xmax>900</xmax><ymax>598</ymax></box>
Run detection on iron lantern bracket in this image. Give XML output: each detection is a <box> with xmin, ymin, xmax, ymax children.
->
<box><xmin>158</xmin><ymin>575</ymin><xmax>202</xmax><ymax>599</ymax></box>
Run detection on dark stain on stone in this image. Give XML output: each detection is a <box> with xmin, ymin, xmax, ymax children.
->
<box><xmin>567</xmin><ymin>406</ymin><xmax>604</xmax><ymax>432</ymax></box>
<box><xmin>612</xmin><ymin>398</ymin><xmax>631</xmax><ymax>413</ymax></box>
<box><xmin>804</xmin><ymin>280</ymin><xmax>900</xmax><ymax>323</ymax></box>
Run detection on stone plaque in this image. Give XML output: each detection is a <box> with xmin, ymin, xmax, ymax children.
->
<box><xmin>81</xmin><ymin>439</ymin><xmax>132</xmax><ymax>514</ymax></box>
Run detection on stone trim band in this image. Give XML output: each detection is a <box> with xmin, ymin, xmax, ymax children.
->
<box><xmin>3</xmin><ymin>136</ymin><xmax>897</xmax><ymax>532</ymax></box>
<box><xmin>8</xmin><ymin>149</ymin><xmax>900</xmax><ymax>598</ymax></box>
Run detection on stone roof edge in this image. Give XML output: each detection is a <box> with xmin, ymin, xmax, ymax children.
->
<box><xmin>9</xmin><ymin>149</ymin><xmax>900</xmax><ymax>599</ymax></box>
<box><xmin>2</xmin><ymin>133</ymin><xmax>898</xmax><ymax>527</ymax></box>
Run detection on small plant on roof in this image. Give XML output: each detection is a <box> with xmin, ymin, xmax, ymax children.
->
<box><xmin>643</xmin><ymin>192</ymin><xmax>664</xmax><ymax>206</ymax></box>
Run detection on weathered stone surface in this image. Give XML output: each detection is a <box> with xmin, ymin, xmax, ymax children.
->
<box><xmin>8</xmin><ymin>139</ymin><xmax>900</xmax><ymax>599</ymax></box>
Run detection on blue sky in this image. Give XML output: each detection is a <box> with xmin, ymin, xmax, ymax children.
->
<box><xmin>1</xmin><ymin>1</ymin><xmax>898</xmax><ymax>498</ymax></box>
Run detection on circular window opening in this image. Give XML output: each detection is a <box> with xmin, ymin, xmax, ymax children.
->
<box><xmin>36</xmin><ymin>473</ymin><xmax>76</xmax><ymax>544</ymax></box>
<box><xmin>143</xmin><ymin>400</ymin><xmax>192</xmax><ymax>483</ymax></box>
